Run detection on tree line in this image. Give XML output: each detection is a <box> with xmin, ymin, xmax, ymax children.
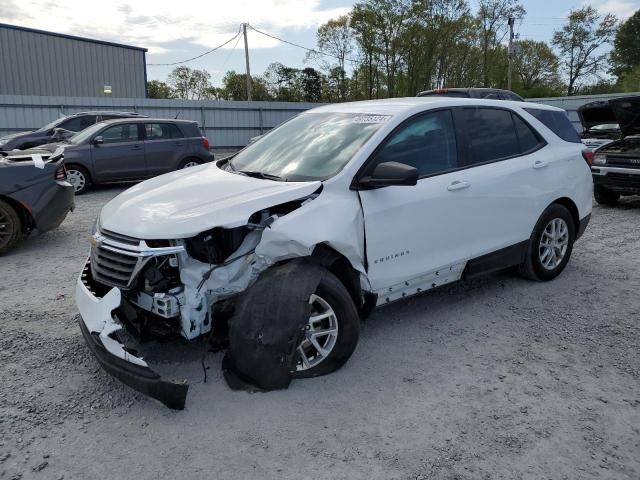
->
<box><xmin>148</xmin><ymin>1</ymin><xmax>640</xmax><ymax>102</ymax></box>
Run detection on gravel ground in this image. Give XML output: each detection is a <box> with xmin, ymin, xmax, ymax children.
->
<box><xmin>0</xmin><ymin>185</ymin><xmax>638</xmax><ymax>480</ymax></box>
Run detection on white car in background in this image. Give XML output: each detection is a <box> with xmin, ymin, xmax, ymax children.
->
<box><xmin>76</xmin><ymin>97</ymin><xmax>593</xmax><ymax>409</ymax></box>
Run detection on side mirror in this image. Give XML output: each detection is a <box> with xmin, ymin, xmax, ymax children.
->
<box><xmin>92</xmin><ymin>136</ymin><xmax>104</xmax><ymax>145</ymax></box>
<box><xmin>356</xmin><ymin>161</ymin><xmax>418</xmax><ymax>189</ymax></box>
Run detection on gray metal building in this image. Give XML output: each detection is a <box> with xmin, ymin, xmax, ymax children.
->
<box><xmin>0</xmin><ymin>23</ymin><xmax>147</xmax><ymax>98</ymax></box>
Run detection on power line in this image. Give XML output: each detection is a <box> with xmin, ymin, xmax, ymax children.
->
<box><xmin>211</xmin><ymin>32</ymin><xmax>242</xmax><ymax>85</ymax></box>
<box><xmin>147</xmin><ymin>28</ymin><xmax>241</xmax><ymax>66</ymax></box>
<box><xmin>248</xmin><ymin>23</ymin><xmax>358</xmax><ymax>64</ymax></box>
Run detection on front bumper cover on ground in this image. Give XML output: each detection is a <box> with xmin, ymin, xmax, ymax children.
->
<box><xmin>76</xmin><ymin>264</ymin><xmax>188</xmax><ymax>410</ymax></box>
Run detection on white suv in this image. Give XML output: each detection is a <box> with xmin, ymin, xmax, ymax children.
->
<box><xmin>76</xmin><ymin>98</ymin><xmax>593</xmax><ymax>409</ymax></box>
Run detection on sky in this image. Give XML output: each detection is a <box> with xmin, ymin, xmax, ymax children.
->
<box><xmin>0</xmin><ymin>0</ymin><xmax>638</xmax><ymax>86</ymax></box>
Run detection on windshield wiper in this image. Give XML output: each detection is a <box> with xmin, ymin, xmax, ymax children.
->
<box><xmin>237</xmin><ymin>170</ymin><xmax>287</xmax><ymax>181</ymax></box>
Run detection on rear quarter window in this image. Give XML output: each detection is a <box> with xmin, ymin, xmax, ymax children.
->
<box><xmin>524</xmin><ymin>108</ymin><xmax>581</xmax><ymax>143</ymax></box>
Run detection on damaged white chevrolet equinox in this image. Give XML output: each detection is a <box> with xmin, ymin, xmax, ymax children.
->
<box><xmin>76</xmin><ymin>98</ymin><xmax>593</xmax><ymax>409</ymax></box>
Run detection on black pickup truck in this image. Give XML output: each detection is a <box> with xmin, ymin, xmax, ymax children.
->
<box><xmin>0</xmin><ymin>148</ymin><xmax>75</xmax><ymax>254</ymax></box>
<box><xmin>589</xmin><ymin>96</ymin><xmax>640</xmax><ymax>205</ymax></box>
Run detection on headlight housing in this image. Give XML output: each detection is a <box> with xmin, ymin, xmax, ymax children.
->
<box><xmin>593</xmin><ymin>153</ymin><xmax>607</xmax><ymax>165</ymax></box>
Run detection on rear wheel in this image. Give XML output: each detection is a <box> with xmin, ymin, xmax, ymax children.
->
<box><xmin>179</xmin><ymin>158</ymin><xmax>202</xmax><ymax>169</ymax></box>
<box><xmin>594</xmin><ymin>184</ymin><xmax>620</xmax><ymax>206</ymax></box>
<box><xmin>66</xmin><ymin>165</ymin><xmax>91</xmax><ymax>194</ymax></box>
<box><xmin>0</xmin><ymin>199</ymin><xmax>21</xmax><ymax>255</ymax></box>
<box><xmin>518</xmin><ymin>204</ymin><xmax>575</xmax><ymax>281</ymax></box>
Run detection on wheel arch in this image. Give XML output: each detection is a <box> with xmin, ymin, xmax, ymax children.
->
<box><xmin>65</xmin><ymin>163</ymin><xmax>93</xmax><ymax>181</ymax></box>
<box><xmin>308</xmin><ymin>243</ymin><xmax>376</xmax><ymax>319</ymax></box>
<box><xmin>551</xmin><ymin>197</ymin><xmax>579</xmax><ymax>232</ymax></box>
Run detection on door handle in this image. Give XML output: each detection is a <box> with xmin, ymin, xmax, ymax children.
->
<box><xmin>174</xmin><ymin>142</ymin><xmax>184</xmax><ymax>146</ymax></box>
<box><xmin>533</xmin><ymin>160</ymin><xmax>549</xmax><ymax>169</ymax></box>
<box><xmin>447</xmin><ymin>181</ymin><xmax>470</xmax><ymax>192</ymax></box>
<box><xmin>131</xmin><ymin>145</ymin><xmax>142</xmax><ymax>150</ymax></box>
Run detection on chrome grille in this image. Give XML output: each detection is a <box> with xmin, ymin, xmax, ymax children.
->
<box><xmin>90</xmin><ymin>229</ymin><xmax>185</xmax><ymax>290</ymax></box>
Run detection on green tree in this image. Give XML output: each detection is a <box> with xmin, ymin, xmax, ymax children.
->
<box><xmin>167</xmin><ymin>66</ymin><xmax>212</xmax><ymax>100</ymax></box>
<box><xmin>300</xmin><ymin>68</ymin><xmax>323</xmax><ymax>102</ymax></box>
<box><xmin>147</xmin><ymin>80</ymin><xmax>173</xmax><ymax>99</ymax></box>
<box><xmin>219</xmin><ymin>71</ymin><xmax>271</xmax><ymax>101</ymax></box>
<box><xmin>310</xmin><ymin>15</ymin><xmax>354</xmax><ymax>100</ymax></box>
<box><xmin>477</xmin><ymin>0</ymin><xmax>526</xmax><ymax>87</ymax></box>
<box><xmin>610</xmin><ymin>9</ymin><xmax>640</xmax><ymax>78</ymax></box>
<box><xmin>264</xmin><ymin>63</ymin><xmax>302</xmax><ymax>101</ymax></box>
<box><xmin>552</xmin><ymin>6</ymin><xmax>618</xmax><ymax>96</ymax></box>
<box><xmin>512</xmin><ymin>40</ymin><xmax>559</xmax><ymax>91</ymax></box>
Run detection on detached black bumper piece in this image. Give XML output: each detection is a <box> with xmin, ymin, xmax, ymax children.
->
<box><xmin>79</xmin><ymin>318</ymin><xmax>188</xmax><ymax>410</ymax></box>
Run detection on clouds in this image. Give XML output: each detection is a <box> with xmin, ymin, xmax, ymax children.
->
<box><xmin>0</xmin><ymin>0</ymin><xmax>350</xmax><ymax>54</ymax></box>
<box><xmin>586</xmin><ymin>0</ymin><xmax>639</xmax><ymax>19</ymax></box>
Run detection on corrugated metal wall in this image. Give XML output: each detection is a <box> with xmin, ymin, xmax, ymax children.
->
<box><xmin>1</xmin><ymin>92</ymin><xmax>638</xmax><ymax>149</ymax></box>
<box><xmin>0</xmin><ymin>24</ymin><xmax>146</xmax><ymax>98</ymax></box>
<box><xmin>0</xmin><ymin>95</ymin><xmax>323</xmax><ymax>148</ymax></box>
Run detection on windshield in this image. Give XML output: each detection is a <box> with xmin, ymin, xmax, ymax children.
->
<box><xmin>229</xmin><ymin>112</ymin><xmax>388</xmax><ymax>181</ymax></box>
<box><xmin>37</xmin><ymin>117</ymin><xmax>65</xmax><ymax>132</ymax></box>
<box><xmin>68</xmin><ymin>122</ymin><xmax>107</xmax><ymax>145</ymax></box>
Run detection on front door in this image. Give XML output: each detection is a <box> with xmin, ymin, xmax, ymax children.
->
<box><xmin>90</xmin><ymin>123</ymin><xmax>146</xmax><ymax>182</ymax></box>
<box><xmin>357</xmin><ymin>109</ymin><xmax>472</xmax><ymax>301</ymax></box>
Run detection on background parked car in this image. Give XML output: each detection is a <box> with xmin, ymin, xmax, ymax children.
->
<box><xmin>577</xmin><ymin>100</ymin><xmax>622</xmax><ymax>151</ymax></box>
<box><xmin>23</xmin><ymin>118</ymin><xmax>214</xmax><ymax>193</ymax></box>
<box><xmin>0</xmin><ymin>111</ymin><xmax>147</xmax><ymax>151</ymax></box>
<box><xmin>590</xmin><ymin>95</ymin><xmax>640</xmax><ymax>205</ymax></box>
<box><xmin>417</xmin><ymin>87</ymin><xmax>524</xmax><ymax>101</ymax></box>
<box><xmin>0</xmin><ymin>148</ymin><xmax>74</xmax><ymax>254</ymax></box>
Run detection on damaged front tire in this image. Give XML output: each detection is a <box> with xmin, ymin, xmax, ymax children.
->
<box><xmin>224</xmin><ymin>260</ymin><xmax>359</xmax><ymax>391</ymax></box>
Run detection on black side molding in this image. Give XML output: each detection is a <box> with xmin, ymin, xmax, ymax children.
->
<box><xmin>462</xmin><ymin>241</ymin><xmax>528</xmax><ymax>280</ymax></box>
<box><xmin>575</xmin><ymin>213</ymin><xmax>591</xmax><ymax>241</ymax></box>
<box><xmin>79</xmin><ymin>318</ymin><xmax>188</xmax><ymax>410</ymax></box>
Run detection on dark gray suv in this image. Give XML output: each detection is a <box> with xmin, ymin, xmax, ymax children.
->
<box><xmin>41</xmin><ymin>118</ymin><xmax>214</xmax><ymax>193</ymax></box>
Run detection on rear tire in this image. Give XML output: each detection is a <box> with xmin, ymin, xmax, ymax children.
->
<box><xmin>66</xmin><ymin>165</ymin><xmax>91</xmax><ymax>194</ymax></box>
<box><xmin>518</xmin><ymin>204</ymin><xmax>575</xmax><ymax>281</ymax></box>
<box><xmin>179</xmin><ymin>158</ymin><xmax>202</xmax><ymax>169</ymax></box>
<box><xmin>594</xmin><ymin>184</ymin><xmax>620</xmax><ymax>206</ymax></box>
<box><xmin>0</xmin><ymin>199</ymin><xmax>22</xmax><ymax>255</ymax></box>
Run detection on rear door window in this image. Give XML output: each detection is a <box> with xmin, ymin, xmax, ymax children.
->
<box><xmin>524</xmin><ymin>108</ymin><xmax>581</xmax><ymax>143</ymax></box>
<box><xmin>461</xmin><ymin>108</ymin><xmax>519</xmax><ymax>165</ymax></box>
<box><xmin>144</xmin><ymin>123</ymin><xmax>184</xmax><ymax>140</ymax></box>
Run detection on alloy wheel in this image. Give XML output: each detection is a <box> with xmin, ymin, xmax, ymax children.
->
<box><xmin>295</xmin><ymin>294</ymin><xmax>339</xmax><ymax>371</ymax></box>
<box><xmin>538</xmin><ymin>218</ymin><xmax>569</xmax><ymax>270</ymax></box>
<box><xmin>0</xmin><ymin>207</ymin><xmax>17</xmax><ymax>250</ymax></box>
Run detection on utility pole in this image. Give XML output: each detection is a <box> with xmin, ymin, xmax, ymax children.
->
<box><xmin>242</xmin><ymin>23</ymin><xmax>252</xmax><ymax>101</ymax></box>
<box><xmin>507</xmin><ymin>17</ymin><xmax>515</xmax><ymax>91</ymax></box>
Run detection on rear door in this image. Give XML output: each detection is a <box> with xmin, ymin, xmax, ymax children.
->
<box><xmin>90</xmin><ymin>123</ymin><xmax>146</xmax><ymax>181</ymax></box>
<box><xmin>452</xmin><ymin>106</ymin><xmax>550</xmax><ymax>259</ymax></box>
<box><xmin>143</xmin><ymin>122</ymin><xmax>188</xmax><ymax>176</ymax></box>
<box><xmin>357</xmin><ymin>109</ymin><xmax>472</xmax><ymax>298</ymax></box>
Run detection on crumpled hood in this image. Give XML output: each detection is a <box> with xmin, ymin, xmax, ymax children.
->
<box><xmin>100</xmin><ymin>163</ymin><xmax>322</xmax><ymax>239</ymax></box>
<box><xmin>577</xmin><ymin>101</ymin><xmax>616</xmax><ymax>130</ymax></box>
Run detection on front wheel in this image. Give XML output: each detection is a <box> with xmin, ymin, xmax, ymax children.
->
<box><xmin>518</xmin><ymin>204</ymin><xmax>575</xmax><ymax>281</ymax></box>
<box><xmin>594</xmin><ymin>184</ymin><xmax>620</xmax><ymax>206</ymax></box>
<box><xmin>291</xmin><ymin>271</ymin><xmax>360</xmax><ymax>378</ymax></box>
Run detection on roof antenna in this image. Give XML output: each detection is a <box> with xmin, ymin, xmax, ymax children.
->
<box><xmin>174</xmin><ymin>111</ymin><xmax>181</xmax><ymax>119</ymax></box>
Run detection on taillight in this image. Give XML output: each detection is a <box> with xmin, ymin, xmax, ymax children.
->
<box><xmin>55</xmin><ymin>162</ymin><xmax>67</xmax><ymax>181</ymax></box>
<box><xmin>581</xmin><ymin>149</ymin><xmax>594</xmax><ymax>166</ymax></box>
<box><xmin>201</xmin><ymin>137</ymin><xmax>210</xmax><ymax>150</ymax></box>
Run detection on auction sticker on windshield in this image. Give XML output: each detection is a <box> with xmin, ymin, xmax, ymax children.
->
<box><xmin>352</xmin><ymin>115</ymin><xmax>391</xmax><ymax>123</ymax></box>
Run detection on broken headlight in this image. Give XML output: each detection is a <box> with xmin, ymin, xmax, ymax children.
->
<box><xmin>185</xmin><ymin>226</ymin><xmax>250</xmax><ymax>264</ymax></box>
